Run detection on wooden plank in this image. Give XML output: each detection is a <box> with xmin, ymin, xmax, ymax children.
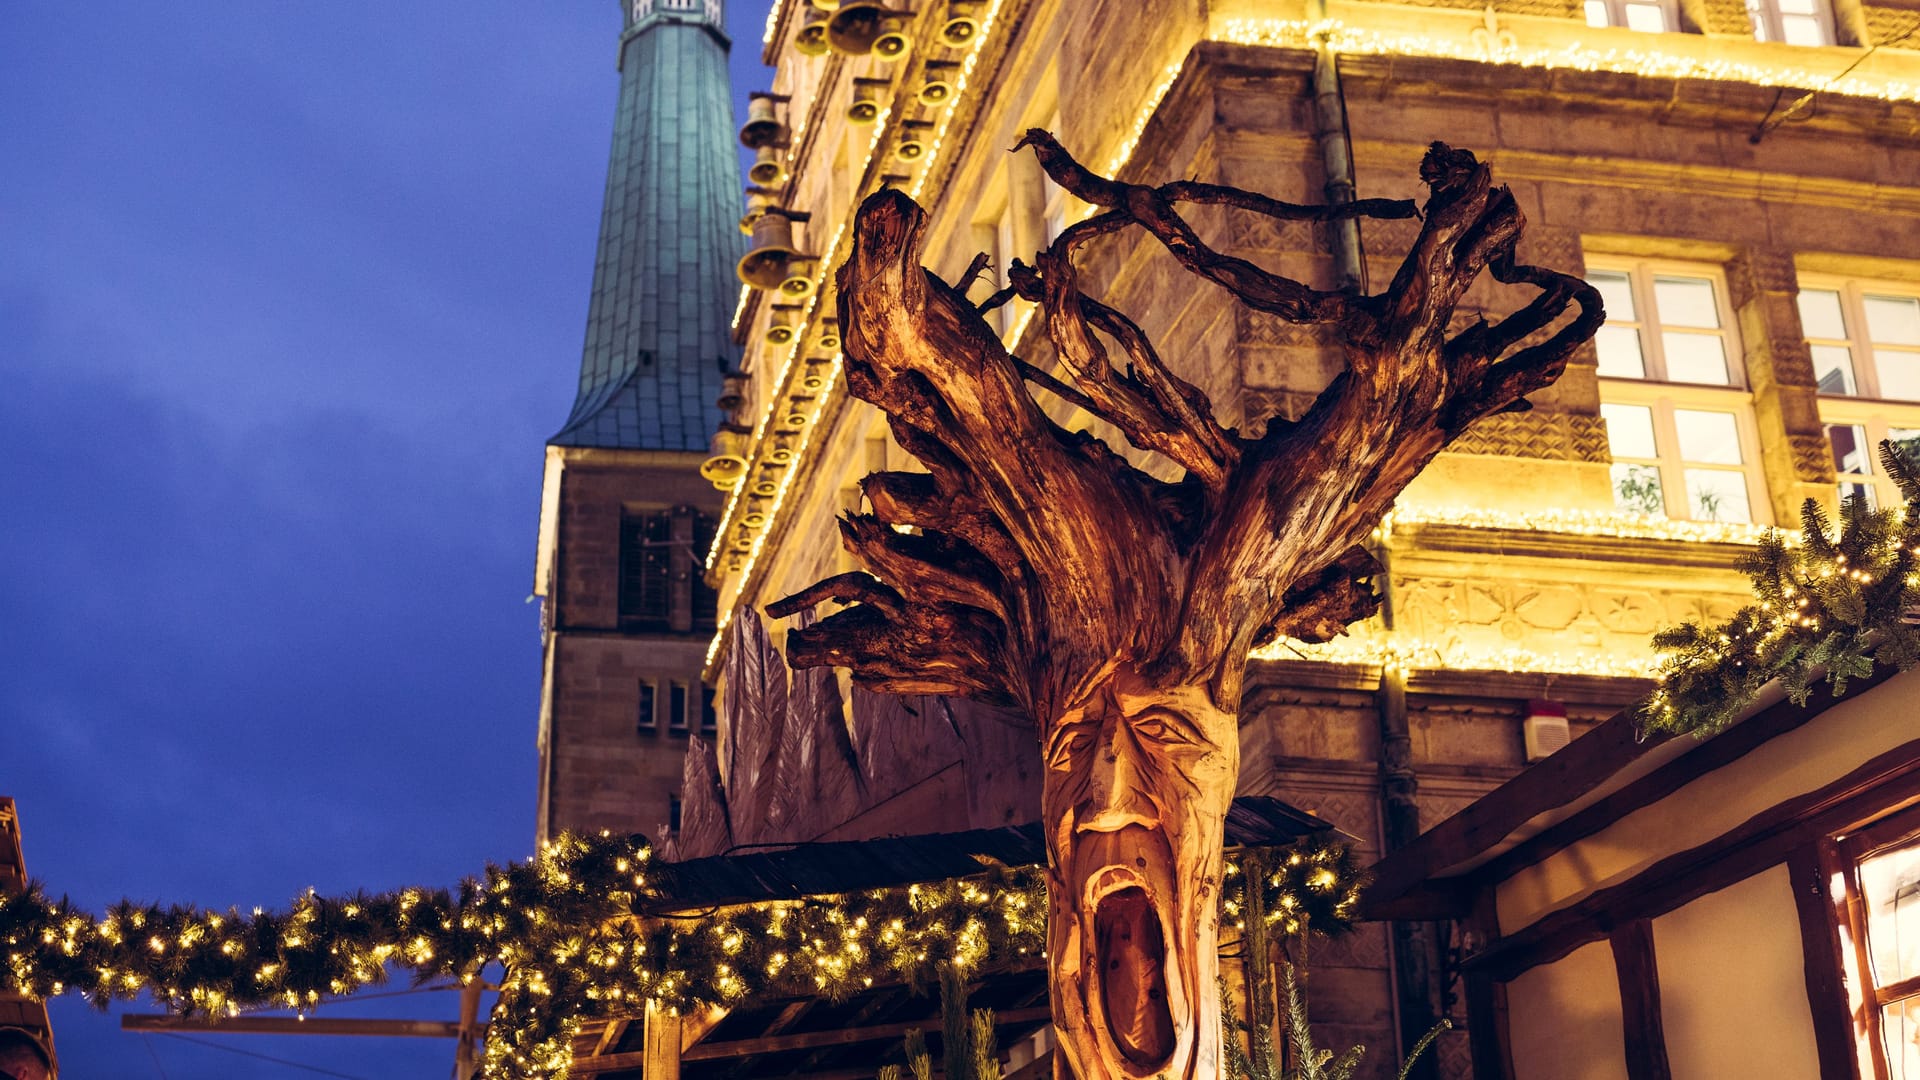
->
<box><xmin>1788</xmin><ymin>843</ymin><xmax>1866</xmax><ymax>1080</ymax></box>
<box><xmin>1609</xmin><ymin>920</ymin><xmax>1671</xmax><ymax>1080</ymax></box>
<box><xmin>1466</xmin><ymin>733</ymin><xmax>1920</xmax><ymax>983</ymax></box>
<box><xmin>643</xmin><ymin>1000</ymin><xmax>681</xmax><ymax>1080</ymax></box>
<box><xmin>1368</xmin><ymin>667</ymin><xmax>1898</xmax><ymax>919</ymax></box>
<box><xmin>1462</xmin><ymin>885</ymin><xmax>1515</xmax><ymax>1080</ymax></box>
<box><xmin>680</xmin><ymin>1005</ymin><xmax>1054</xmax><ymax>1062</ymax></box>
<box><xmin>120</xmin><ymin>1015</ymin><xmax>468</xmax><ymax>1038</ymax></box>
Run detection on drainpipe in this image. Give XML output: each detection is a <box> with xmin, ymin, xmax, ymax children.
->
<box><xmin>1307</xmin><ymin>0</ymin><xmax>1366</xmax><ymax>294</ymax></box>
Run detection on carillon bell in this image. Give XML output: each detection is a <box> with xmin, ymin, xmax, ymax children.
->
<box><xmin>893</xmin><ymin>118</ymin><xmax>932</xmax><ymax>162</ymax></box>
<box><xmin>940</xmin><ymin>1</ymin><xmax>982</xmax><ymax>47</ymax></box>
<box><xmin>847</xmin><ymin>77</ymin><xmax>889</xmax><ymax>125</ymax></box>
<box><xmin>749</xmin><ymin>145</ymin><xmax>788</xmax><ymax>187</ymax></box>
<box><xmin>738</xmin><ymin>93</ymin><xmax>789</xmax><ymax>150</ymax></box>
<box><xmin>737</xmin><ymin>209</ymin><xmax>806</xmax><ymax>291</ymax></box>
<box><xmin>793</xmin><ymin>8</ymin><xmax>831</xmax><ymax>55</ymax></box>
<box><xmin>815</xmin><ymin>319</ymin><xmax>842</xmax><ymax>353</ymax></box>
<box><xmin>800</xmin><ymin>361</ymin><xmax>829</xmax><ymax>391</ymax></box>
<box><xmin>827</xmin><ymin>1</ymin><xmax>905</xmax><ymax>56</ymax></box>
<box><xmin>919</xmin><ymin>61</ymin><xmax>958</xmax><ymax>106</ymax></box>
<box><xmin>700</xmin><ymin>455</ymin><xmax>748</xmax><ymax>491</ymax></box>
<box><xmin>764</xmin><ymin>304</ymin><xmax>803</xmax><ymax>346</ymax></box>
<box><xmin>779</xmin><ymin>259</ymin><xmax>818</xmax><ymax>299</ymax></box>
<box><xmin>810</xmin><ymin>0</ymin><xmax>840</xmax><ymax>9</ymax></box>
<box><xmin>739</xmin><ymin>187</ymin><xmax>778</xmax><ymax>236</ymax></box>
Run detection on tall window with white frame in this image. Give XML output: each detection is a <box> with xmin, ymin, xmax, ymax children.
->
<box><xmin>1747</xmin><ymin>0</ymin><xmax>1834</xmax><ymax>44</ymax></box>
<box><xmin>1589</xmin><ymin>260</ymin><xmax>1770</xmax><ymax>524</ymax></box>
<box><xmin>1585</xmin><ymin>0</ymin><xmax>1678</xmax><ymax>31</ymax></box>
<box><xmin>1801</xmin><ymin>277</ymin><xmax>1920</xmax><ymax>508</ymax></box>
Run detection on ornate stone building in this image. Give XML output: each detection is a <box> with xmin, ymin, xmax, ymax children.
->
<box><xmin>693</xmin><ymin>0</ymin><xmax>1920</xmax><ymax>1074</ymax></box>
<box><xmin>532</xmin><ymin>0</ymin><xmax>744</xmax><ymax>842</ymax></box>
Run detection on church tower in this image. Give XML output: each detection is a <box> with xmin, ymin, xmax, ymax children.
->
<box><xmin>533</xmin><ymin>0</ymin><xmax>742</xmax><ymax>842</ymax></box>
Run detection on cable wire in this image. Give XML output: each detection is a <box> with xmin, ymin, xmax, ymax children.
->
<box><xmin>154</xmin><ymin>1032</ymin><xmax>373</xmax><ymax>1080</ymax></box>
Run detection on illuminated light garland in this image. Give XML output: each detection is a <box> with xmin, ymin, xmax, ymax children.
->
<box><xmin>763</xmin><ymin>0</ymin><xmax>785</xmax><ymax>47</ymax></box>
<box><xmin>1102</xmin><ymin>59</ymin><xmax>1187</xmax><ymax>179</ymax></box>
<box><xmin>1384</xmin><ymin>504</ymin><xmax>1775</xmax><ymax>545</ymax></box>
<box><xmin>730</xmin><ymin>283</ymin><xmax>753</xmax><ymax>334</ymax></box>
<box><xmin>1216</xmin><ymin>18</ymin><xmax>1920</xmax><ymax>102</ymax></box>
<box><xmin>1252</xmin><ymin>632</ymin><xmax>1664</xmax><ymax>678</ymax></box>
<box><xmin>0</xmin><ymin>831</ymin><xmax>1362</xmax><ymax>1080</ymax></box>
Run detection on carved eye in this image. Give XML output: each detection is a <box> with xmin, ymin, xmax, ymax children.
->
<box><xmin>1048</xmin><ymin>726</ymin><xmax>1096</xmax><ymax>769</ymax></box>
<box><xmin>1133</xmin><ymin>714</ymin><xmax>1177</xmax><ymax>742</ymax></box>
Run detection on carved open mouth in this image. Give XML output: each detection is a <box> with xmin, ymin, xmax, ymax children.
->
<box><xmin>1082</xmin><ymin>852</ymin><xmax>1176</xmax><ymax>1071</ymax></box>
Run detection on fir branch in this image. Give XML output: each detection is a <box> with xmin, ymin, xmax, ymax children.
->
<box><xmin>1639</xmin><ymin>441</ymin><xmax>1920</xmax><ymax>736</ymax></box>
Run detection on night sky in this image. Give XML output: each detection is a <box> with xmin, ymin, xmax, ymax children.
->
<box><xmin>2</xmin><ymin>3</ymin><xmax>765</xmax><ymax>1076</ymax></box>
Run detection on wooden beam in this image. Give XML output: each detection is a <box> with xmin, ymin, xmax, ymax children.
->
<box><xmin>1609</xmin><ymin>920</ymin><xmax>1671</xmax><ymax>1080</ymax></box>
<box><xmin>120</xmin><ymin>1015</ymin><xmax>469</xmax><ymax>1038</ymax></box>
<box><xmin>1788</xmin><ymin>843</ymin><xmax>1863</xmax><ymax>1080</ymax></box>
<box><xmin>643</xmin><ymin>1000</ymin><xmax>681</xmax><ymax>1080</ymax></box>
<box><xmin>1466</xmin><ymin>732</ymin><xmax>1920</xmax><ymax>982</ymax></box>
<box><xmin>575</xmin><ymin>1004</ymin><xmax>1054</xmax><ymax>1074</ymax></box>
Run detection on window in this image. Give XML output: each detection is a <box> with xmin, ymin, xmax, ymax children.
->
<box><xmin>668</xmin><ymin>681</ymin><xmax>689</xmax><ymax>736</ymax></box>
<box><xmin>637</xmin><ymin>681</ymin><xmax>657</xmax><ymax>734</ymax></box>
<box><xmin>618</xmin><ymin>509</ymin><xmax>675</xmax><ymax>630</ymax></box>
<box><xmin>699</xmin><ymin>686</ymin><xmax>718</xmax><ymax>737</ymax></box>
<box><xmin>1838</xmin><ymin>804</ymin><xmax>1920</xmax><ymax>1078</ymax></box>
<box><xmin>1805</xmin><ymin>278</ymin><xmax>1920</xmax><ymax>507</ymax></box>
<box><xmin>1590</xmin><ymin>261</ymin><xmax>1768</xmax><ymax>523</ymax></box>
<box><xmin>668</xmin><ymin>794</ymin><xmax>683</xmax><ymax>835</ymax></box>
<box><xmin>1585</xmin><ymin>0</ymin><xmax>1676</xmax><ymax>30</ymax></box>
<box><xmin>1747</xmin><ymin>0</ymin><xmax>1833</xmax><ymax>44</ymax></box>
<box><xmin>692</xmin><ymin>511</ymin><xmax>719</xmax><ymax>630</ymax></box>
<box><xmin>1800</xmin><ymin>281</ymin><xmax>1920</xmax><ymax>402</ymax></box>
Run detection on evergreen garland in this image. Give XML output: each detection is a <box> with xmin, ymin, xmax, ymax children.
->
<box><xmin>0</xmin><ymin>830</ymin><xmax>1363</xmax><ymax>1079</ymax></box>
<box><xmin>1639</xmin><ymin>440</ymin><xmax>1920</xmax><ymax>736</ymax></box>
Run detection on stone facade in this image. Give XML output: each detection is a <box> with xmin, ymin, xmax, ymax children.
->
<box><xmin>699</xmin><ymin>0</ymin><xmax>1920</xmax><ymax>1074</ymax></box>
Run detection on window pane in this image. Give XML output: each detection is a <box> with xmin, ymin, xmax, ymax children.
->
<box><xmin>1866</xmin><ymin>295</ymin><xmax>1920</xmax><ymax>346</ymax></box>
<box><xmin>1596</xmin><ymin>325</ymin><xmax>1647</xmax><ymax>378</ymax></box>
<box><xmin>1585</xmin><ymin>0</ymin><xmax>1611</xmax><ymax>24</ymax></box>
<box><xmin>1812</xmin><ymin>344</ymin><xmax>1857</xmax><ymax>395</ymax></box>
<box><xmin>1859</xmin><ymin>838</ymin><xmax>1920</xmax><ymax>990</ymax></box>
<box><xmin>1612</xmin><ymin>463</ymin><xmax>1666</xmax><ymax>516</ymax></box>
<box><xmin>1675</xmin><ymin>409</ymin><xmax>1743</xmax><ymax>464</ymax></box>
<box><xmin>1881</xmin><ymin>351</ymin><xmax>1920</xmax><ymax>401</ymax></box>
<box><xmin>1797</xmin><ymin>288</ymin><xmax>1847</xmax><ymax>339</ymax></box>
<box><xmin>1655</xmin><ymin>276</ymin><xmax>1721</xmax><ymax>328</ymax></box>
<box><xmin>1685</xmin><ymin>469</ymin><xmax>1752</xmax><ymax>522</ymax></box>
<box><xmin>1891</xmin><ymin>427</ymin><xmax>1920</xmax><ymax>467</ymax></box>
<box><xmin>1840</xmin><ymin>481</ymin><xmax>1878</xmax><ymax>510</ymax></box>
<box><xmin>1602</xmin><ymin>402</ymin><xmax>1659</xmax><ymax>458</ymax></box>
<box><xmin>1663</xmin><ymin>331</ymin><xmax>1731</xmax><ymax>384</ymax></box>
<box><xmin>1828</xmin><ymin>423</ymin><xmax>1872</xmax><ymax>475</ymax></box>
<box><xmin>1624</xmin><ymin>2</ymin><xmax>1667</xmax><ymax>30</ymax></box>
<box><xmin>1878</xmin><ymin>997</ymin><xmax>1920</xmax><ymax>1080</ymax></box>
<box><xmin>1781</xmin><ymin>15</ymin><xmax>1826</xmax><ymax>44</ymax></box>
<box><xmin>1589</xmin><ymin>271</ymin><xmax>1637</xmax><ymax>320</ymax></box>
<box><xmin>1776</xmin><ymin>0</ymin><xmax>1818</xmax><ymax>14</ymax></box>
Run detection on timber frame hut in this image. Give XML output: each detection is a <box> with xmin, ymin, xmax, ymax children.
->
<box><xmin>563</xmin><ymin>796</ymin><xmax>1334</xmax><ymax>1078</ymax></box>
<box><xmin>0</xmin><ymin>800</ymin><xmax>56</xmax><ymax>1080</ymax></box>
<box><xmin>1364</xmin><ymin>664</ymin><xmax>1920</xmax><ymax>1080</ymax></box>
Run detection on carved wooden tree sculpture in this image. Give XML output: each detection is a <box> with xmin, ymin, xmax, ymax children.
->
<box><xmin>767</xmin><ymin>134</ymin><xmax>1602</xmax><ymax>1080</ymax></box>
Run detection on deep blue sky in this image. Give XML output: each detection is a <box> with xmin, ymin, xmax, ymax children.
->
<box><xmin>2</xmin><ymin>3</ymin><xmax>765</xmax><ymax>1076</ymax></box>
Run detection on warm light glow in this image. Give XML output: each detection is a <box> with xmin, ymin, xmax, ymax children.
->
<box><xmin>1253</xmin><ymin>632</ymin><xmax>1663</xmax><ymax>678</ymax></box>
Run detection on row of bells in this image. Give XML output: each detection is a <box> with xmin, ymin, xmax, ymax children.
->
<box><xmin>793</xmin><ymin>1</ymin><xmax>982</xmax><ymax>60</ymax></box>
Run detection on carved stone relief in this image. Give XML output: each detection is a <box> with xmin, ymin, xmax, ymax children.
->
<box><xmin>1444</xmin><ymin>410</ymin><xmax>1610</xmax><ymax>462</ymax></box>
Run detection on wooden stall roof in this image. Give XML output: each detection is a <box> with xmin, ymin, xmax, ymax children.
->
<box><xmin>571</xmin><ymin>796</ymin><xmax>1331</xmax><ymax>1078</ymax></box>
<box><xmin>1361</xmin><ymin>664</ymin><xmax>1903</xmax><ymax>921</ymax></box>
<box><xmin>642</xmin><ymin>794</ymin><xmax>1332</xmax><ymax>913</ymax></box>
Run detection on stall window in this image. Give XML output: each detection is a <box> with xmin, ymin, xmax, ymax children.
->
<box><xmin>1840</xmin><ymin>804</ymin><xmax>1920</xmax><ymax>1078</ymax></box>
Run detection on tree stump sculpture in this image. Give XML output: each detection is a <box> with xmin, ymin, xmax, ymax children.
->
<box><xmin>767</xmin><ymin>134</ymin><xmax>1602</xmax><ymax>1080</ymax></box>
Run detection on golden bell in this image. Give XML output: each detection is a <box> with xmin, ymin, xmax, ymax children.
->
<box><xmin>769</xmin><ymin>445</ymin><xmax>796</xmax><ymax>465</ymax></box>
<box><xmin>810</xmin><ymin>0</ymin><xmax>839</xmax><ymax>9</ymax></box>
<box><xmin>699</xmin><ymin>455</ymin><xmax>748</xmax><ymax>490</ymax></box>
<box><xmin>751</xmin><ymin>478</ymin><xmax>779</xmax><ymax>497</ymax></box>
<box><xmin>742</xmin><ymin>510</ymin><xmax>768</xmax><ymax>529</ymax></box>
<box><xmin>793</xmin><ymin>8</ymin><xmax>831</xmax><ymax>55</ymax></box>
<box><xmin>874</xmin><ymin>27</ymin><xmax>910</xmax><ymax>60</ymax></box>
<box><xmin>940</xmin><ymin>12</ymin><xmax>980</xmax><ymax>47</ymax></box>
<box><xmin>779</xmin><ymin>260</ymin><xmax>818</xmax><ymax>298</ymax></box>
<box><xmin>827</xmin><ymin>1</ymin><xmax>889</xmax><ymax>55</ymax></box>
<box><xmin>739</xmin><ymin>94</ymin><xmax>788</xmax><ymax>150</ymax></box>
<box><xmin>846</xmin><ymin>77</ymin><xmax>888</xmax><ymax>125</ymax></box>
<box><xmin>918</xmin><ymin>62</ymin><xmax>957</xmax><ymax>107</ymax></box>
<box><xmin>816</xmin><ymin>320</ymin><xmax>842</xmax><ymax>352</ymax></box>
<box><xmin>764</xmin><ymin>303</ymin><xmax>803</xmax><ymax>346</ymax></box>
<box><xmin>748</xmin><ymin>145</ymin><xmax>787</xmax><ymax>187</ymax></box>
<box><xmin>737</xmin><ymin>211</ymin><xmax>799</xmax><ymax>290</ymax></box>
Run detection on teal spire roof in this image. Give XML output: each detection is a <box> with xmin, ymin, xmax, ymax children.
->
<box><xmin>552</xmin><ymin>0</ymin><xmax>744</xmax><ymax>452</ymax></box>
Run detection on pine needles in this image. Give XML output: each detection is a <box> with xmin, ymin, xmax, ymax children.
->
<box><xmin>1639</xmin><ymin>440</ymin><xmax>1920</xmax><ymax>735</ymax></box>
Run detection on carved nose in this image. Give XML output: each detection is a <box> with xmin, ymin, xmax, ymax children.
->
<box><xmin>1078</xmin><ymin>729</ymin><xmax>1155</xmax><ymax>833</ymax></box>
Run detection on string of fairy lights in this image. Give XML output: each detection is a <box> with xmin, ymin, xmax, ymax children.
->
<box><xmin>0</xmin><ymin>831</ymin><xmax>1362</xmax><ymax>1080</ymax></box>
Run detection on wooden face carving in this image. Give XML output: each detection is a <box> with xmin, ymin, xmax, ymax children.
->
<box><xmin>1042</xmin><ymin>665</ymin><xmax>1237</xmax><ymax>1080</ymax></box>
